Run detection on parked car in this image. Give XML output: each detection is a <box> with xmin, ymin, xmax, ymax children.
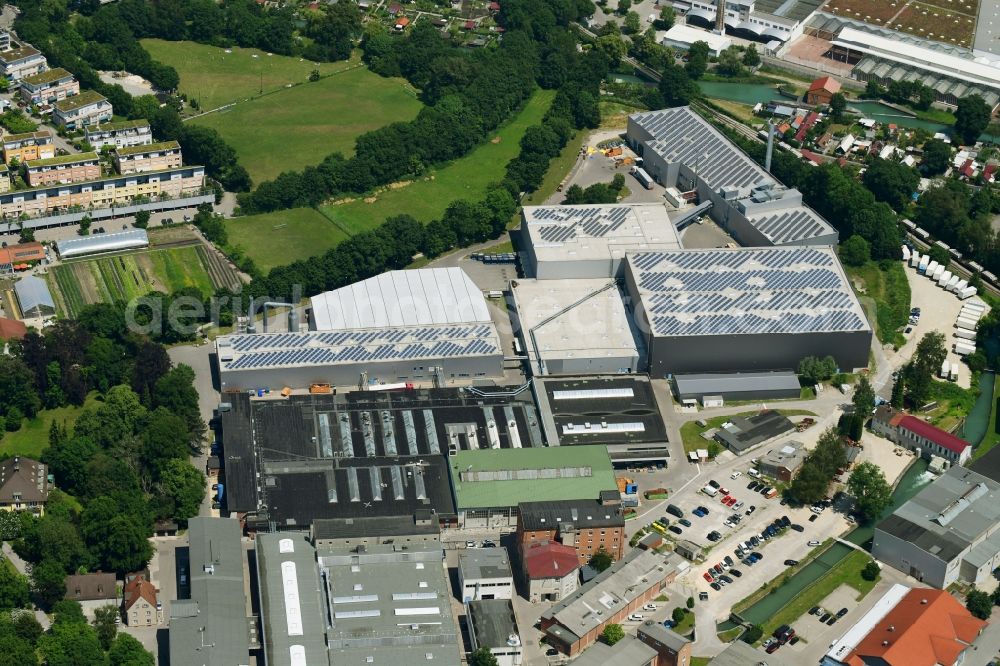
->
<box><xmin>708</xmin><ymin>480</ymin><xmax>721</xmax><ymax>489</ymax></box>
<box><xmin>465</xmin><ymin>540</ymin><xmax>476</xmax><ymax>548</ymax></box>
<box><xmin>820</xmin><ymin>613</ymin><xmax>832</xmax><ymax>623</ymax></box>
<box><xmin>713</xmin><ymin>564</ymin><xmax>724</xmax><ymax>575</ymax></box>
<box><xmin>808</xmin><ymin>540</ymin><xmax>821</xmax><ymax>546</ymax></box>
<box><xmin>784</xmin><ymin>559</ymin><xmax>799</xmax><ymax>566</ymax></box>
<box><xmin>628</xmin><ymin>614</ymin><xmax>644</xmax><ymax>621</ymax></box>
<box><xmin>724</xmin><ymin>555</ymin><xmax>734</xmax><ymax>566</ymax></box>
<box><xmin>734</xmin><ymin>501</ymin><xmax>744</xmax><ymax>510</ymax></box>
<box><xmin>745</xmin><ymin>505</ymin><xmax>756</xmax><ymax>516</ymax></box>
<box><xmin>729</xmin><ymin>568</ymin><xmax>742</xmax><ymax>577</ymax></box>
<box><xmin>704</xmin><ymin>571</ymin><xmax>714</xmax><ymax>582</ymax></box>
<box><xmin>699</xmin><ymin>591</ymin><xmax>709</xmax><ymax>601</ymax></box>
<box><xmin>710</xmin><ymin>582</ymin><xmax>722</xmax><ymax>591</ymax></box>
<box><xmin>679</xmin><ymin>518</ymin><xmax>692</xmax><ymax>527</ymax></box>
<box><xmin>766</xmin><ymin>642</ymin><xmax>780</xmax><ymax>654</ymax></box>
<box><xmin>747</xmin><ymin>480</ymin><xmax>757</xmax><ymax>490</ymax></box>
<box><xmin>719</xmin><ymin>575</ymin><xmax>733</xmax><ymax>584</ymax></box>
<box><xmin>808</xmin><ymin>514</ymin><xmax>818</xmax><ymax>522</ymax></box>
<box><xmin>668</xmin><ymin>525</ymin><xmax>683</xmax><ymax>535</ymax></box>
<box><xmin>707</xmin><ymin>532</ymin><xmax>720</xmax><ymax>542</ymax></box>
<box><xmin>809</xmin><ymin>606</ymin><xmax>821</xmax><ymax>616</ymax></box>
<box><xmin>482</xmin><ymin>540</ymin><xmax>497</xmax><ymax>548</ymax></box>
<box><xmin>730</xmin><ymin>471</ymin><xmax>742</xmax><ymax>479</ymax></box>
<box><xmin>644</xmin><ymin>603</ymin><xmax>657</xmax><ymax>611</ymax></box>
<box><xmin>837</xmin><ymin>608</ymin><xmax>849</xmax><ymax>618</ymax></box>
<box><xmin>692</xmin><ymin>507</ymin><xmax>706</xmax><ymax>517</ymax></box>
<box><xmin>790</xmin><ymin>524</ymin><xmax>804</xmax><ymax>532</ymax></box>
<box><xmin>697</xmin><ymin>505</ymin><xmax>709</xmax><ymax>515</ymax></box>
<box><xmin>545</xmin><ymin>648</ymin><xmax>559</xmax><ymax>657</ymax></box>
<box><xmin>826</xmin><ymin>616</ymin><xmax>837</xmax><ymax>626</ymax></box>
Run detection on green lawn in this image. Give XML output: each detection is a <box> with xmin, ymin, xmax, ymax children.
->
<box><xmin>518</xmin><ymin>128</ymin><xmax>588</xmax><ymax>209</ymax></box>
<box><xmin>320</xmin><ymin>89</ymin><xmax>555</xmax><ymax>235</ymax></box>
<box><xmin>141</xmin><ymin>39</ymin><xmax>362</xmax><ymax>110</ymax></box>
<box><xmin>690</xmin><ymin>658</ymin><xmax>711</xmax><ymax>666</ymax></box>
<box><xmin>844</xmin><ymin>260</ymin><xmax>911</xmax><ymax>347</ymax></box>
<box><xmin>680</xmin><ymin>409</ymin><xmax>816</xmax><ymax>455</ymax></box>
<box><xmin>758</xmin><ymin>550</ymin><xmax>879</xmax><ymax>642</ymax></box>
<box><xmin>224</xmin><ymin>207</ymin><xmax>350</xmax><ymax>272</ymax></box>
<box><xmin>672</xmin><ymin>609</ymin><xmax>695</xmax><ymax>635</ymax></box>
<box><xmin>973</xmin><ymin>374</ymin><xmax>1000</xmax><ymax>461</ymax></box>
<box><xmin>1</xmin><ymin>393</ymin><xmax>100</xmax><ymax>459</ymax></box>
<box><xmin>191</xmin><ymin>66</ymin><xmax>422</xmax><ymax>184</ymax></box>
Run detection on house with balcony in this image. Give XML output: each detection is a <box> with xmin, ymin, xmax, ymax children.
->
<box><xmin>2</xmin><ymin>130</ymin><xmax>55</xmax><ymax>164</ymax></box>
<box><xmin>52</xmin><ymin>90</ymin><xmax>112</xmax><ymax>130</ymax></box>
<box><xmin>114</xmin><ymin>141</ymin><xmax>182</xmax><ymax>175</ymax></box>
<box><xmin>0</xmin><ymin>44</ymin><xmax>47</xmax><ymax>81</ymax></box>
<box><xmin>25</xmin><ymin>151</ymin><xmax>101</xmax><ymax>186</ymax></box>
<box><xmin>19</xmin><ymin>67</ymin><xmax>79</xmax><ymax>106</ymax></box>
<box><xmin>0</xmin><ymin>457</ymin><xmax>50</xmax><ymax>516</ymax></box>
<box><xmin>84</xmin><ymin>120</ymin><xmax>153</xmax><ymax>150</ymax></box>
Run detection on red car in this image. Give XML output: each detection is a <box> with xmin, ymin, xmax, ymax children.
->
<box><xmin>703</xmin><ymin>571</ymin><xmax>714</xmax><ymax>582</ymax></box>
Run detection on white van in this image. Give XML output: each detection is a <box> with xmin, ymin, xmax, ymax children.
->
<box><xmin>748</xmin><ymin>469</ymin><xmax>761</xmax><ymax>479</ymax></box>
<box><xmin>702</xmin><ymin>485</ymin><xmax>718</xmax><ymax>497</ymax></box>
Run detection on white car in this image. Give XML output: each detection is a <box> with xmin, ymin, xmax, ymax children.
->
<box><xmin>730</xmin><ymin>471</ymin><xmax>742</xmax><ymax>479</ymax></box>
<box><xmin>628</xmin><ymin>614</ymin><xmax>644</xmax><ymax>621</ymax></box>
<box><xmin>734</xmin><ymin>501</ymin><xmax>744</xmax><ymax>510</ymax></box>
<box><xmin>643</xmin><ymin>603</ymin><xmax>657</xmax><ymax>611</ymax></box>
<box><xmin>808</xmin><ymin>540</ymin><xmax>821</xmax><ymax>546</ymax></box>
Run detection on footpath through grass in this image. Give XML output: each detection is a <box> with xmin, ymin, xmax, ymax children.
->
<box><xmin>141</xmin><ymin>39</ymin><xmax>361</xmax><ymax>110</ymax></box>
<box><xmin>225</xmin><ymin>207</ymin><xmax>351</xmax><ymax>272</ymax></box>
<box><xmin>320</xmin><ymin>89</ymin><xmax>554</xmax><ymax>235</ymax></box>
<box><xmin>0</xmin><ymin>393</ymin><xmax>100</xmax><ymax>459</ymax></box>
<box><xmin>844</xmin><ymin>260</ymin><xmax>910</xmax><ymax>347</ymax></box>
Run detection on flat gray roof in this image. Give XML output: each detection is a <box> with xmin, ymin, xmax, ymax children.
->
<box><xmin>468</xmin><ymin>599</ymin><xmax>519</xmax><ymax>650</ymax></box>
<box><xmin>710</xmin><ymin>640</ymin><xmax>797</xmax><ymax>666</ymax></box>
<box><xmin>521</xmin><ymin>203</ymin><xmax>681</xmax><ymax>265</ymax></box>
<box><xmin>877</xmin><ymin>465</ymin><xmax>1000</xmax><ymax>564</ymax></box>
<box><xmin>459</xmin><ymin>548</ymin><xmax>512</xmax><ymax>582</ymax></box>
<box><xmin>627</xmin><ymin>246</ymin><xmax>870</xmax><ymax>337</ymax></box>
<box><xmin>169</xmin><ymin>518</ymin><xmax>250</xmax><ymax>666</ymax></box>
<box><xmin>761</xmin><ymin>440</ymin><xmax>807</xmax><ymax>472</ymax></box>
<box><xmin>570</xmin><ymin>635</ymin><xmax>656</xmax><ymax>666</ymax></box>
<box><xmin>674</xmin><ymin>371</ymin><xmax>801</xmax><ymax>395</ymax></box>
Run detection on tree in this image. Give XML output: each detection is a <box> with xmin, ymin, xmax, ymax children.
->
<box><xmin>108</xmin><ymin>633</ymin><xmax>154</xmax><ymax>666</ymax></box>
<box><xmin>309</xmin><ymin>69</ymin><xmax>321</xmax><ymax>82</ymax></box>
<box><xmin>862</xmin><ymin>158</ymin><xmax>920</xmax><ymax>212</ymax></box>
<box><xmin>93</xmin><ymin>604</ymin><xmax>119</xmax><ymax>651</ymax></box>
<box><xmin>955</xmin><ymin>95</ymin><xmax>991</xmax><ymax>145</ymax></box>
<box><xmin>617</xmin><ymin>0</ymin><xmax>632</xmax><ymax>14</ymax></box>
<box><xmin>133</xmin><ymin>210</ymin><xmax>150</xmax><ymax>229</ymax></box>
<box><xmin>0</xmin><ymin>631</ymin><xmax>37</xmax><ymax>666</ymax></box>
<box><xmin>0</xmin><ymin>562</ymin><xmax>30</xmax><ymax>610</ymax></box>
<box><xmin>623</xmin><ymin>11</ymin><xmax>641</xmax><ymax>34</ymax></box>
<box><xmin>966</xmin><ymin>588</ymin><xmax>993</xmax><ymax>620</ymax></box>
<box><xmin>839</xmin><ymin>235</ymin><xmax>870</xmax><ymax>266</ymax></box>
<box><xmin>589</xmin><ymin>548</ymin><xmax>613</xmax><ymax>572</ymax></box>
<box><xmin>789</xmin><ymin>428</ymin><xmax>847</xmax><ymax>505</ymax></box>
<box><xmin>30</xmin><ymin>559</ymin><xmax>67</xmax><ymax>610</ymax></box>
<box><xmin>852</xmin><ymin>376</ymin><xmax>876</xmax><ymax>416</ymax></box>
<box><xmin>742</xmin><ymin>44</ymin><xmax>760</xmax><ymax>68</ymax></box>
<box><xmin>658</xmin><ymin>63</ymin><xmax>700</xmax><ymax>108</ymax></box>
<box><xmin>157</xmin><ymin>459</ymin><xmax>205</xmax><ymax>522</ymax></box>
<box><xmin>890</xmin><ymin>374</ymin><xmax>905</xmax><ymax>408</ymax></box>
<box><xmin>848</xmin><ymin>462</ymin><xmax>893</xmax><ymax>522</ymax></box>
<box><xmin>907</xmin><ymin>331</ymin><xmax>947</xmax><ymax>405</ymax></box>
<box><xmin>861</xmin><ymin>560</ymin><xmax>881</xmax><ymax>582</ymax></box>
<box><xmin>78</xmin><ymin>214</ymin><xmax>92</xmax><ymax>236</ymax></box>
<box><xmin>744</xmin><ymin>624</ymin><xmax>764</xmax><ymax>643</ymax></box>
<box><xmin>37</xmin><ymin>621</ymin><xmax>106</xmax><ymax>666</ymax></box>
<box><xmin>716</xmin><ymin>46</ymin><xmax>745</xmax><ymax>78</ymax></box>
<box><xmin>686</xmin><ymin>596</ymin><xmax>695</xmax><ymax>609</ymax></box>
<box><xmin>51</xmin><ymin>600</ymin><xmax>87</xmax><ymax>625</ymax></box>
<box><xmin>829</xmin><ymin>92</ymin><xmax>847</xmax><ymax>119</ymax></box>
<box><xmin>798</xmin><ymin>355</ymin><xmax>838</xmax><ymax>384</ymax></box>
<box><xmin>671</xmin><ymin>607</ymin><xmax>686</xmax><ymax>623</ymax></box>
<box><xmin>685</xmin><ymin>41</ymin><xmax>709</xmax><ymax>80</ymax></box>
<box><xmin>468</xmin><ymin>647</ymin><xmax>499</xmax><ymax>666</ymax></box>
<box><xmin>922</xmin><ymin>138</ymin><xmax>952</xmax><ymax>175</ymax></box>
<box><xmin>595</xmin><ymin>35</ymin><xmax>627</xmax><ymax>65</ymax></box>
<box><xmin>601</xmin><ymin>623</ymin><xmax>625</xmax><ymax>645</ymax></box>
<box><xmin>655</xmin><ymin>6</ymin><xmax>676</xmax><ymax>30</ymax></box>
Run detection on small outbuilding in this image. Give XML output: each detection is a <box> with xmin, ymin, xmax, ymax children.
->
<box><xmin>14</xmin><ymin>275</ymin><xmax>55</xmax><ymax>318</ymax></box>
<box><xmin>806</xmin><ymin>76</ymin><xmax>841</xmax><ymax>105</ymax></box>
<box><xmin>55</xmin><ymin>228</ymin><xmax>149</xmax><ymax>260</ymax></box>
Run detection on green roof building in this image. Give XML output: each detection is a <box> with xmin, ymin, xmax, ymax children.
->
<box><xmin>449</xmin><ymin>445</ymin><xmax>618</xmax><ymax>529</ymax></box>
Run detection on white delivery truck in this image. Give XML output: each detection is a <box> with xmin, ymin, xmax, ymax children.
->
<box><xmin>960</xmin><ymin>286</ymin><xmax>978</xmax><ymax>300</ymax></box>
<box><xmin>902</xmin><ymin>245</ymin><xmax>911</xmax><ymax>261</ymax></box>
<box><xmin>941</xmin><ymin>359</ymin><xmax>951</xmax><ymax>378</ymax></box>
<box><xmin>931</xmin><ymin>264</ymin><xmax>946</xmax><ymax>281</ymax></box>
<box><xmin>918</xmin><ymin>254</ymin><xmax>930</xmax><ymax>273</ymax></box>
<box><xmin>952</xmin><ymin>279</ymin><xmax>969</xmax><ymax>294</ymax></box>
<box><xmin>946</xmin><ymin>275</ymin><xmax>961</xmax><ymax>291</ymax></box>
<box><xmin>909</xmin><ymin>252</ymin><xmax>919</xmax><ymax>268</ymax></box>
<box><xmin>938</xmin><ymin>270</ymin><xmax>953</xmax><ymax>287</ymax></box>
<box><xmin>925</xmin><ymin>260</ymin><xmax>939</xmax><ymax>277</ymax></box>
<box><xmin>954</xmin><ymin>341</ymin><xmax>976</xmax><ymax>356</ymax></box>
<box><xmin>956</xmin><ymin>317</ymin><xmax>980</xmax><ymax>331</ymax></box>
<box><xmin>950</xmin><ymin>365</ymin><xmax>959</xmax><ymax>382</ymax></box>
<box><xmin>955</xmin><ymin>328</ymin><xmax>977</xmax><ymax>341</ymax></box>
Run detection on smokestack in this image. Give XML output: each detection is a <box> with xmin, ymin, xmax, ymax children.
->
<box><xmin>716</xmin><ymin>1</ymin><xmax>725</xmax><ymax>33</ymax></box>
<box><xmin>765</xmin><ymin>122</ymin><xmax>775</xmax><ymax>173</ymax></box>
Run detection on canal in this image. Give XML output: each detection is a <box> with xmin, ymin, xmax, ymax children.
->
<box><xmin>735</xmin><ymin>458</ymin><xmax>932</xmax><ymax>627</ymax></box>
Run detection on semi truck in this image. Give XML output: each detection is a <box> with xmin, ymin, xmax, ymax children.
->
<box><xmin>954</xmin><ymin>341</ymin><xmax>976</xmax><ymax>356</ymax></box>
<box><xmin>632</xmin><ymin>166</ymin><xmax>654</xmax><ymax>190</ymax></box>
<box><xmin>954</xmin><ymin>328</ymin><xmax>977</xmax><ymax>341</ymax></box>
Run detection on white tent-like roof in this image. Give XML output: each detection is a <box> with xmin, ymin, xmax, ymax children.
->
<box><xmin>56</xmin><ymin>229</ymin><xmax>149</xmax><ymax>259</ymax></box>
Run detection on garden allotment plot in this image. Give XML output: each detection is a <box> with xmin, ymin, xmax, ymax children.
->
<box><xmin>48</xmin><ymin>245</ymin><xmax>240</xmax><ymax>317</ymax></box>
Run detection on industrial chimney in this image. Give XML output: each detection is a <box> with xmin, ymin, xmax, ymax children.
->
<box><xmin>715</xmin><ymin>0</ymin><xmax>725</xmax><ymax>33</ymax></box>
<box><xmin>765</xmin><ymin>122</ymin><xmax>775</xmax><ymax>173</ymax></box>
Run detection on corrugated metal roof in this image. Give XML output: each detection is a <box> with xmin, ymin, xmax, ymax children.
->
<box><xmin>14</xmin><ymin>275</ymin><xmax>54</xmax><ymax>315</ymax></box>
<box><xmin>674</xmin><ymin>371</ymin><xmax>800</xmax><ymax>395</ymax></box>
<box><xmin>55</xmin><ymin>229</ymin><xmax>149</xmax><ymax>259</ymax></box>
<box><xmin>310</xmin><ymin>267</ymin><xmax>491</xmax><ymax>330</ymax></box>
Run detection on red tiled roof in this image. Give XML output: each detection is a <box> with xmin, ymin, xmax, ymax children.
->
<box><xmin>897</xmin><ymin>414</ymin><xmax>970</xmax><ymax>455</ymax></box>
<box><xmin>523</xmin><ymin>541</ymin><xmax>579</xmax><ymax>580</ymax></box>
<box><xmin>0</xmin><ymin>242</ymin><xmax>45</xmax><ymax>266</ymax></box>
<box><xmin>123</xmin><ymin>575</ymin><xmax>157</xmax><ymax>611</ymax></box>
<box><xmin>845</xmin><ymin>589</ymin><xmax>985</xmax><ymax>666</ymax></box>
<box><xmin>983</xmin><ymin>164</ymin><xmax>996</xmax><ymax>181</ymax></box>
<box><xmin>809</xmin><ymin>76</ymin><xmax>841</xmax><ymax>94</ymax></box>
<box><xmin>800</xmin><ymin>149</ymin><xmax>822</xmax><ymax>165</ymax></box>
<box><xmin>0</xmin><ymin>317</ymin><xmax>26</xmax><ymax>340</ymax></box>
<box><xmin>464</xmin><ymin>20</ymin><xmax>475</xmax><ymax>29</ymax></box>
<box><xmin>960</xmin><ymin>159</ymin><xmax>974</xmax><ymax>178</ymax></box>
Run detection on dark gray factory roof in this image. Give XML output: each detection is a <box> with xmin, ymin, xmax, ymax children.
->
<box><xmin>627</xmin><ymin>246</ymin><xmax>870</xmax><ymax>337</ymax></box>
<box><xmin>518</xmin><ymin>498</ymin><xmax>624</xmax><ymax>531</ymax></box>
<box><xmin>312</xmin><ymin>514</ymin><xmax>439</xmax><ymax>540</ymax></box>
<box><xmin>468</xmin><ymin>599</ymin><xmax>520</xmax><ymax>650</ymax></box>
<box><xmin>714</xmin><ymin>410</ymin><xmax>795</xmax><ymax>453</ymax></box>
<box><xmin>747</xmin><ymin>205</ymin><xmax>835</xmax><ymax>246</ymax></box>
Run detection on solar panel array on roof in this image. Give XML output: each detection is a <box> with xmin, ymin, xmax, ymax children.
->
<box><xmin>628</xmin><ymin>247</ymin><xmax>869</xmax><ymax>337</ymax></box>
<box><xmin>631</xmin><ymin>107</ymin><xmax>770</xmax><ymax>191</ymax></box>
<box><xmin>749</xmin><ymin>207</ymin><xmax>831</xmax><ymax>245</ymax></box>
<box><xmin>531</xmin><ymin>205</ymin><xmax>634</xmax><ymax>243</ymax></box>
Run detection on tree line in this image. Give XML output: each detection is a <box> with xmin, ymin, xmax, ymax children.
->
<box><xmin>0</xmin><ymin>304</ymin><xmax>206</xmax><ymax>611</ymax></box>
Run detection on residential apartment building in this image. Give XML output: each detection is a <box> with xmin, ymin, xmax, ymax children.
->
<box><xmin>122</xmin><ymin>575</ymin><xmax>159</xmax><ymax>627</ymax></box>
<box><xmin>19</xmin><ymin>67</ymin><xmax>79</xmax><ymax>106</ymax></box>
<box><xmin>0</xmin><ymin>165</ymin><xmax>205</xmax><ymax>220</ymax></box>
<box><xmin>52</xmin><ymin>90</ymin><xmax>112</xmax><ymax>130</ymax></box>
<box><xmin>0</xmin><ymin>457</ymin><xmax>50</xmax><ymax>516</ymax></box>
<box><xmin>522</xmin><ymin>540</ymin><xmax>580</xmax><ymax>603</ymax></box>
<box><xmin>2</xmin><ymin>130</ymin><xmax>55</xmax><ymax>164</ymax></box>
<box><xmin>25</xmin><ymin>151</ymin><xmax>101</xmax><ymax>186</ymax></box>
<box><xmin>541</xmin><ymin>550</ymin><xmax>687</xmax><ymax>656</ymax></box>
<box><xmin>0</xmin><ymin>44</ymin><xmax>47</xmax><ymax>81</ymax></box>
<box><xmin>872</xmin><ymin>406</ymin><xmax>972</xmax><ymax>465</ymax></box>
<box><xmin>0</xmin><ymin>164</ymin><xmax>9</xmax><ymax>193</ymax></box>
<box><xmin>113</xmin><ymin>140</ymin><xmax>182</xmax><ymax>175</ymax></box>
<box><xmin>517</xmin><ymin>498</ymin><xmax>626</xmax><ymax>567</ymax></box>
<box><xmin>0</xmin><ymin>31</ymin><xmax>11</xmax><ymax>52</ymax></box>
<box><xmin>459</xmin><ymin>548</ymin><xmax>514</xmax><ymax>601</ymax></box>
<box><xmin>85</xmin><ymin>120</ymin><xmax>153</xmax><ymax>150</ymax></box>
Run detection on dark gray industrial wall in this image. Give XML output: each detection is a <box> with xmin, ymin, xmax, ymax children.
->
<box><xmin>675</xmin><ymin>386</ymin><xmax>802</xmax><ymax>401</ymax></box>
<box><xmin>646</xmin><ymin>329</ymin><xmax>872</xmax><ymax>376</ymax></box>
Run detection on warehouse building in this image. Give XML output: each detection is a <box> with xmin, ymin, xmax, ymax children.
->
<box><xmin>872</xmin><ymin>465</ymin><xmax>1000</xmax><ymax>589</ymax></box>
<box><xmin>627</xmin><ymin>106</ymin><xmax>838</xmax><ymax>247</ymax></box>
<box><xmin>55</xmin><ymin>229</ymin><xmax>149</xmax><ymax>260</ymax></box>
<box><xmin>714</xmin><ymin>410</ymin><xmax>796</xmax><ymax>454</ymax></box>
<box><xmin>14</xmin><ymin>275</ymin><xmax>54</xmax><ymax>318</ymax></box>
<box><xmin>759</xmin><ymin>440</ymin><xmax>806</xmax><ymax>481</ymax></box>
<box><xmin>518</xmin><ymin>203</ymin><xmax>681</xmax><ymax>279</ymax></box>
<box><xmin>459</xmin><ymin>548</ymin><xmax>514</xmax><ymax>601</ymax></box>
<box><xmin>625</xmin><ymin>247</ymin><xmax>872</xmax><ymax>375</ymax></box>
<box><xmin>467</xmin><ymin>599</ymin><xmax>523</xmax><ymax>666</ymax></box>
<box><xmin>871</xmin><ymin>406</ymin><xmax>972</xmax><ymax>465</ymax></box>
<box><xmin>672</xmin><ymin>370</ymin><xmax>802</xmax><ymax>404</ymax></box>
<box><xmin>310</xmin><ymin>514</ymin><xmax>440</xmax><ymax>550</ymax></box>
<box><xmin>510</xmin><ymin>278</ymin><xmax>639</xmax><ymax>376</ymax></box>
<box><xmin>256</xmin><ymin>532</ymin><xmax>460</xmax><ymax>666</ymax></box>
<box><xmin>217</xmin><ymin>268</ymin><xmax>503</xmax><ymax>390</ymax></box>
<box><xmin>449</xmin><ymin>446</ymin><xmax>618</xmax><ymax>529</ymax></box>
<box><xmin>572</xmin><ymin>623</ymin><xmax>691</xmax><ymax>666</ymax></box>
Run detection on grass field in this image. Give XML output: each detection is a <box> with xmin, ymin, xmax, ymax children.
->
<box><xmin>1</xmin><ymin>393</ymin><xmax>100</xmax><ymax>459</ymax></box>
<box><xmin>973</xmin><ymin>375</ymin><xmax>1000</xmax><ymax>461</ymax></box>
<box><xmin>191</xmin><ymin>66</ymin><xmax>422</xmax><ymax>183</ymax></box>
<box><xmin>48</xmin><ymin>245</ymin><xmax>238</xmax><ymax>316</ymax></box>
<box><xmin>141</xmin><ymin>39</ymin><xmax>363</xmax><ymax>110</ymax></box>
<box><xmin>320</xmin><ymin>89</ymin><xmax>555</xmax><ymax>234</ymax></box>
<box><xmin>845</xmin><ymin>260</ymin><xmax>911</xmax><ymax>347</ymax></box>
<box><xmin>225</xmin><ymin>207</ymin><xmax>351</xmax><ymax>272</ymax></box>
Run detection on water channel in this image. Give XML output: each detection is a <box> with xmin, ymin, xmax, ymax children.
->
<box><xmin>734</xmin><ymin>458</ymin><xmax>933</xmax><ymax>627</ymax></box>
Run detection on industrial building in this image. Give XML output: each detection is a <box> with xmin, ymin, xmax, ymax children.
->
<box><xmin>572</xmin><ymin>623</ymin><xmax>691</xmax><ymax>666</ymax></box>
<box><xmin>55</xmin><ymin>229</ymin><xmax>149</xmax><ymax>260</ymax></box>
<box><xmin>216</xmin><ymin>268</ymin><xmax>504</xmax><ymax>390</ymax></box>
<box><xmin>672</xmin><ymin>371</ymin><xmax>802</xmax><ymax>404</ymax></box>
<box><xmin>459</xmin><ymin>548</ymin><xmax>514</xmax><ymax>601</ymax></box>
<box><xmin>872</xmin><ymin>406</ymin><xmax>972</xmax><ymax>465</ymax></box>
<box><xmin>682</xmin><ymin>0</ymin><xmax>823</xmax><ymax>44</ymax></box>
<box><xmin>626</xmin><ymin>106</ymin><xmax>839</xmax><ymax>247</ymax></box>
<box><xmin>169</xmin><ymin>517</ymin><xmax>255</xmax><ymax>666</ymax></box>
<box><xmin>256</xmin><ymin>531</ymin><xmax>460</xmax><ymax>666</ymax></box>
<box><xmin>872</xmin><ymin>465</ymin><xmax>1000</xmax><ymax>589</ymax></box>
<box><xmin>510</xmin><ymin>278</ymin><xmax>639</xmax><ymax>376</ymax></box>
<box><xmin>518</xmin><ymin>203</ymin><xmax>681</xmax><ymax>280</ymax></box>
<box><xmin>758</xmin><ymin>440</ymin><xmax>807</xmax><ymax>481</ymax></box>
<box><xmin>467</xmin><ymin>599</ymin><xmax>523</xmax><ymax>666</ymax></box>
<box><xmin>310</xmin><ymin>514</ymin><xmax>440</xmax><ymax>550</ymax></box>
<box><xmin>822</xmin><ymin>584</ymin><xmax>986</xmax><ymax>666</ymax></box>
<box><xmin>522</xmin><ymin>540</ymin><xmax>580</xmax><ymax>603</ymax></box>
<box><xmin>540</xmin><ymin>550</ymin><xmax>687</xmax><ymax>656</ymax></box>
<box><xmin>517</xmin><ymin>498</ymin><xmax>626</xmax><ymax>567</ymax></box>
<box><xmin>976</xmin><ymin>0</ymin><xmax>1000</xmax><ymax>55</ymax></box>
<box><xmin>14</xmin><ymin>275</ymin><xmax>54</xmax><ymax>318</ymax></box>
<box><xmin>449</xmin><ymin>446</ymin><xmax>618</xmax><ymax>529</ymax></box>
<box><xmin>625</xmin><ymin>247</ymin><xmax>872</xmax><ymax>375</ymax></box>
<box><xmin>714</xmin><ymin>410</ymin><xmax>796</xmax><ymax>454</ymax></box>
